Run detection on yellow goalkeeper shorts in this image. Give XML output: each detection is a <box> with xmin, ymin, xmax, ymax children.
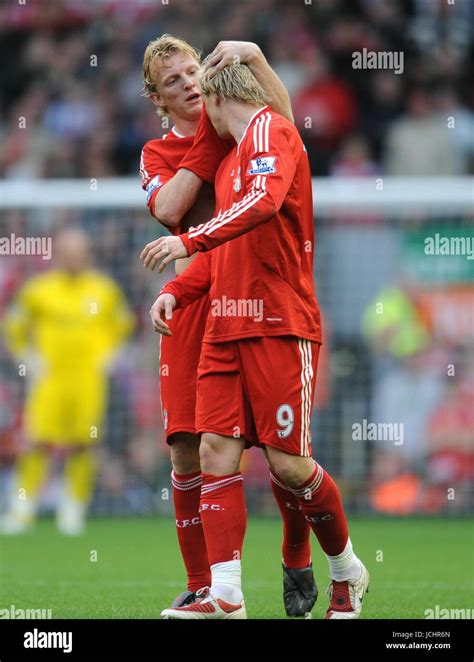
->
<box><xmin>24</xmin><ymin>370</ymin><xmax>108</xmax><ymax>446</ymax></box>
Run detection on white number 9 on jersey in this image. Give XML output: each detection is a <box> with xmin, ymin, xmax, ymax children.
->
<box><xmin>276</xmin><ymin>404</ymin><xmax>294</xmax><ymax>439</ymax></box>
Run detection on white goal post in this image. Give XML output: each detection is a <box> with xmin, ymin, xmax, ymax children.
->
<box><xmin>0</xmin><ymin>177</ymin><xmax>472</xmax><ymax>214</ymax></box>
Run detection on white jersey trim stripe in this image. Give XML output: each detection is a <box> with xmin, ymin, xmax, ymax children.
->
<box><xmin>201</xmin><ymin>189</ymin><xmax>267</xmax><ymax>237</ymax></box>
<box><xmin>298</xmin><ymin>339</ymin><xmax>307</xmax><ymax>456</ymax></box>
<box><xmin>237</xmin><ymin>106</ymin><xmax>268</xmax><ymax>154</ymax></box>
<box><xmin>188</xmin><ymin>184</ymin><xmax>260</xmax><ymax>238</ymax></box>
<box><xmin>303</xmin><ymin>340</ymin><xmax>312</xmax><ymax>456</ymax></box>
<box><xmin>304</xmin><ymin>340</ymin><xmax>311</xmax><ymax>456</ymax></box>
<box><xmin>188</xmin><ymin>177</ymin><xmax>261</xmax><ymax>236</ymax></box>
<box><xmin>258</xmin><ymin>115</ymin><xmax>264</xmax><ymax>152</ymax></box>
<box><xmin>264</xmin><ymin>112</ymin><xmax>271</xmax><ymax>151</ymax></box>
<box><xmin>253</xmin><ymin>115</ymin><xmax>263</xmax><ymax>153</ymax></box>
<box><xmin>298</xmin><ymin>339</ymin><xmax>313</xmax><ymax>457</ymax></box>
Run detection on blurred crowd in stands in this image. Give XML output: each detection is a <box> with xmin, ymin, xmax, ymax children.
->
<box><xmin>1</xmin><ymin>0</ymin><xmax>473</xmax><ymax>179</ymax></box>
<box><xmin>0</xmin><ymin>0</ymin><xmax>472</xmax><ymax>516</ymax></box>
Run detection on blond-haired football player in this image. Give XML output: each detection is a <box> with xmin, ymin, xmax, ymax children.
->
<box><xmin>143</xmin><ymin>63</ymin><xmax>370</xmax><ymax>620</ymax></box>
<box><xmin>140</xmin><ymin>36</ymin><xmax>318</xmax><ymax>615</ymax></box>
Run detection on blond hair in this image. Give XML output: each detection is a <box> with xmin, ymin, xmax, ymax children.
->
<box><xmin>200</xmin><ymin>63</ymin><xmax>270</xmax><ymax>106</ymax></box>
<box><xmin>142</xmin><ymin>34</ymin><xmax>201</xmax><ymax>116</ymax></box>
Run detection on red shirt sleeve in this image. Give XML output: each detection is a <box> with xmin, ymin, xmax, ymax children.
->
<box><xmin>178</xmin><ymin>105</ymin><xmax>233</xmax><ymax>183</ymax></box>
<box><xmin>161</xmin><ymin>252</ymin><xmax>212</xmax><ymax>309</ymax></box>
<box><xmin>140</xmin><ymin>141</ymin><xmax>176</xmax><ymax>215</ymax></box>
<box><xmin>180</xmin><ymin>116</ymin><xmax>298</xmax><ymax>255</ymax></box>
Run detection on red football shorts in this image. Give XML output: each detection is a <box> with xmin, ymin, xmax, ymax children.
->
<box><xmin>195</xmin><ymin>336</ymin><xmax>320</xmax><ymax>457</ymax></box>
<box><xmin>159</xmin><ymin>295</ymin><xmax>210</xmax><ymax>442</ymax></box>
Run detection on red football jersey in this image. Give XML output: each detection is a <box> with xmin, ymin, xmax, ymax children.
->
<box><xmin>140</xmin><ymin>109</ymin><xmax>227</xmax><ymax>234</ymax></box>
<box><xmin>178</xmin><ymin>105</ymin><xmax>233</xmax><ymax>183</ymax></box>
<box><xmin>163</xmin><ymin>106</ymin><xmax>322</xmax><ymax>344</ymax></box>
<box><xmin>140</xmin><ymin>127</ymin><xmax>194</xmax><ymax>233</ymax></box>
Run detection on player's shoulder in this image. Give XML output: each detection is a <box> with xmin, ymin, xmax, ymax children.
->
<box><xmin>19</xmin><ymin>269</ymin><xmax>59</xmax><ymax>300</ymax></box>
<box><xmin>27</xmin><ymin>269</ymin><xmax>57</xmax><ymax>288</ymax></box>
<box><xmin>142</xmin><ymin>127</ymin><xmax>192</xmax><ymax>152</ymax></box>
<box><xmin>261</xmin><ymin>108</ymin><xmax>294</xmax><ymax>132</ymax></box>
<box><xmin>140</xmin><ymin>135</ymin><xmax>175</xmax><ymax>187</ymax></box>
<box><xmin>245</xmin><ymin>108</ymin><xmax>300</xmax><ymax>155</ymax></box>
<box><xmin>141</xmin><ymin>135</ymin><xmax>170</xmax><ymax>158</ymax></box>
<box><xmin>267</xmin><ymin>109</ymin><xmax>292</xmax><ymax>127</ymax></box>
<box><xmin>268</xmin><ymin>110</ymin><xmax>302</xmax><ymax>144</ymax></box>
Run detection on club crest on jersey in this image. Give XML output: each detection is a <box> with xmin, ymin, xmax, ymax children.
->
<box><xmin>248</xmin><ymin>156</ymin><xmax>277</xmax><ymax>175</ymax></box>
<box><xmin>232</xmin><ymin>166</ymin><xmax>242</xmax><ymax>192</ymax></box>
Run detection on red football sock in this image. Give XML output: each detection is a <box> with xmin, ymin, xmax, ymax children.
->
<box><xmin>293</xmin><ymin>463</ymin><xmax>349</xmax><ymax>556</ymax></box>
<box><xmin>172</xmin><ymin>470</ymin><xmax>211</xmax><ymax>592</ymax></box>
<box><xmin>199</xmin><ymin>472</ymin><xmax>247</xmax><ymax>565</ymax></box>
<box><xmin>270</xmin><ymin>472</ymin><xmax>311</xmax><ymax>568</ymax></box>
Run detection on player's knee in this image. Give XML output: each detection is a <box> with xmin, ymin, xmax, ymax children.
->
<box><xmin>199</xmin><ymin>434</ymin><xmax>218</xmax><ymax>463</ymax></box>
<box><xmin>199</xmin><ymin>433</ymin><xmax>225</xmax><ymax>472</ymax></box>
<box><xmin>199</xmin><ymin>433</ymin><xmax>244</xmax><ymax>474</ymax></box>
<box><xmin>274</xmin><ymin>466</ymin><xmax>302</xmax><ymax>489</ymax></box>
<box><xmin>170</xmin><ymin>433</ymin><xmax>200</xmax><ymax>474</ymax></box>
<box><xmin>268</xmin><ymin>454</ymin><xmax>310</xmax><ymax>489</ymax></box>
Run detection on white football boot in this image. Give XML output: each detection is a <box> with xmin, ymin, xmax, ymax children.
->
<box><xmin>56</xmin><ymin>495</ymin><xmax>86</xmax><ymax>536</ymax></box>
<box><xmin>0</xmin><ymin>512</ymin><xmax>33</xmax><ymax>535</ymax></box>
<box><xmin>0</xmin><ymin>480</ymin><xmax>36</xmax><ymax>534</ymax></box>
<box><xmin>161</xmin><ymin>587</ymin><xmax>247</xmax><ymax>619</ymax></box>
<box><xmin>325</xmin><ymin>562</ymin><xmax>370</xmax><ymax>619</ymax></box>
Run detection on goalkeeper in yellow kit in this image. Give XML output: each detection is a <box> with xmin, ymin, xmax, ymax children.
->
<box><xmin>1</xmin><ymin>227</ymin><xmax>134</xmax><ymax>535</ymax></box>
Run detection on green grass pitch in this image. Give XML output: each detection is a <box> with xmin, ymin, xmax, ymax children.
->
<box><xmin>0</xmin><ymin>517</ymin><xmax>471</xmax><ymax>619</ymax></box>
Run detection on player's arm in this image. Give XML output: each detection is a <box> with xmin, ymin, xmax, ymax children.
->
<box><xmin>149</xmin><ymin>252</ymin><xmax>212</xmax><ymax>335</ymax></box>
<box><xmin>204</xmin><ymin>41</ymin><xmax>294</xmax><ymax>123</ymax></box>
<box><xmin>177</xmin><ymin>104</ymin><xmax>233</xmax><ymax>188</ymax></box>
<box><xmin>141</xmin><ymin>121</ymin><xmax>297</xmax><ymax>271</ymax></box>
<box><xmin>141</xmin><ymin>143</ymin><xmax>203</xmax><ymax>227</ymax></box>
<box><xmin>152</xmin><ymin>168</ymin><xmax>203</xmax><ymax>227</ymax></box>
<box><xmin>2</xmin><ymin>281</ymin><xmax>35</xmax><ymax>359</ymax></box>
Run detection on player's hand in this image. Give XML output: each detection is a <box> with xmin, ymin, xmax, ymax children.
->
<box><xmin>140</xmin><ymin>236</ymin><xmax>188</xmax><ymax>273</ymax></box>
<box><xmin>149</xmin><ymin>293</ymin><xmax>176</xmax><ymax>336</ymax></box>
<box><xmin>202</xmin><ymin>41</ymin><xmax>261</xmax><ymax>76</ymax></box>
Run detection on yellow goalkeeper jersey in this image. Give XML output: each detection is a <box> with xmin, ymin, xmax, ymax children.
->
<box><xmin>3</xmin><ymin>268</ymin><xmax>134</xmax><ymax>372</ymax></box>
